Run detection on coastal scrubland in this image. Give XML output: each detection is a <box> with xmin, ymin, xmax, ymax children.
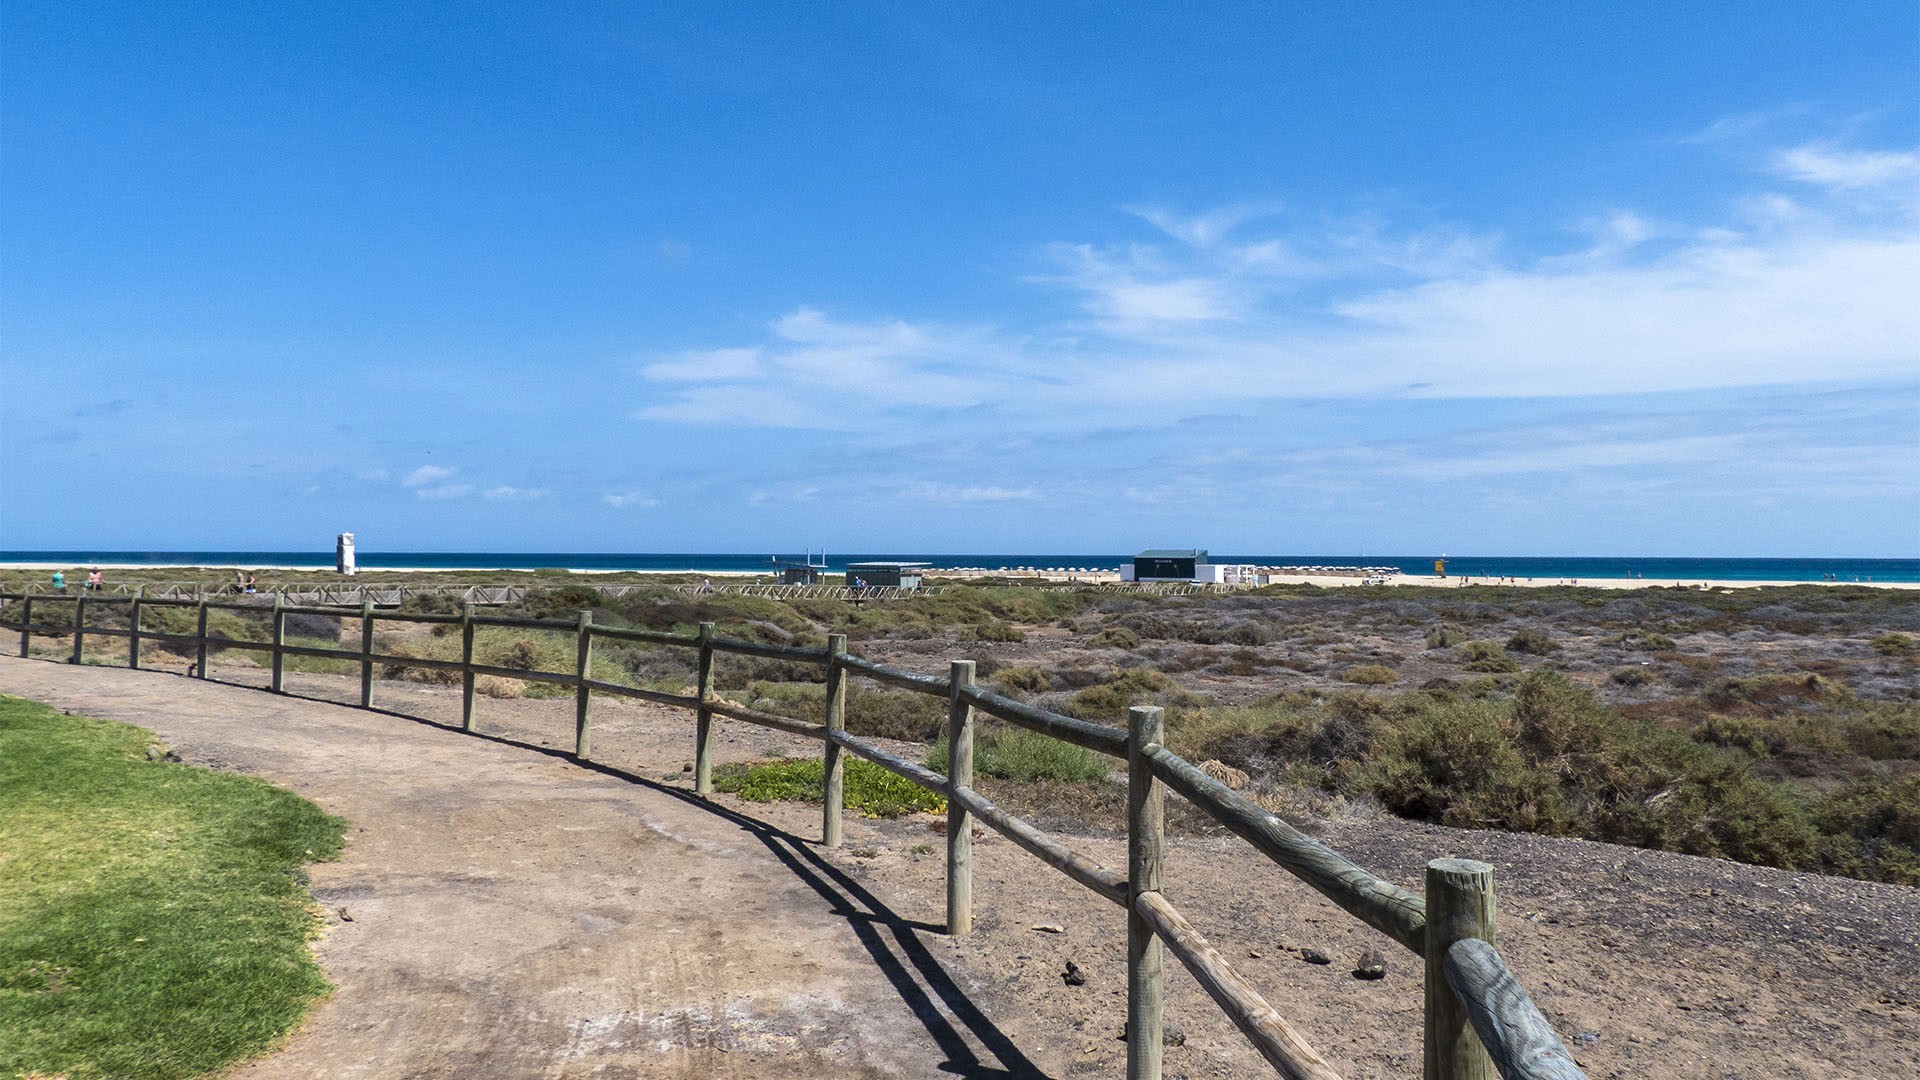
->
<box><xmin>7</xmin><ymin>580</ymin><xmax>1915</xmax><ymax>885</ymax></box>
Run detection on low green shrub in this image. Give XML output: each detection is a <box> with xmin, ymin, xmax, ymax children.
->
<box><xmin>926</xmin><ymin>725</ymin><xmax>1111</xmax><ymax>784</ymax></box>
<box><xmin>747</xmin><ymin>680</ymin><xmax>947</xmax><ymax>742</ymax></box>
<box><xmin>1602</xmin><ymin>629</ymin><xmax>1676</xmax><ymax>651</ymax></box>
<box><xmin>1611</xmin><ymin>665</ymin><xmax>1656</xmax><ymax>686</ymax></box>
<box><xmin>380</xmin><ymin>628</ymin><xmax>625</xmax><ymax>692</ymax></box>
<box><xmin>1458</xmin><ymin>641</ymin><xmax>1519</xmax><ymax>673</ymax></box>
<box><xmin>1065</xmin><ymin>667</ymin><xmax>1176</xmax><ymax>721</ymax></box>
<box><xmin>1341</xmin><ymin>664</ymin><xmax>1399</xmax><ymax>685</ymax></box>
<box><xmin>964</xmin><ymin>621</ymin><xmax>1027</xmax><ymax>643</ymax></box>
<box><xmin>993</xmin><ymin>665</ymin><xmax>1050</xmax><ymax>697</ymax></box>
<box><xmin>279</xmin><ymin>636</ymin><xmax>357</xmax><ymax>675</ymax></box>
<box><xmin>1090</xmin><ymin>626</ymin><xmax>1141</xmax><ymax>649</ymax></box>
<box><xmin>1872</xmin><ymin>633</ymin><xmax>1917</xmax><ymax>656</ymax></box>
<box><xmin>1425</xmin><ymin>625</ymin><xmax>1463</xmax><ymax>649</ymax></box>
<box><xmin>1811</xmin><ymin>775</ymin><xmax>1920</xmax><ymax>885</ymax></box>
<box><xmin>1505</xmin><ymin>627</ymin><xmax>1558</xmax><ymax>655</ymax></box>
<box><xmin>711</xmin><ymin>757</ymin><xmax>944</xmax><ymax>817</ymax></box>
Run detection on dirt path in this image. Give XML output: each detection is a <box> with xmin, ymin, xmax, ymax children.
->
<box><xmin>0</xmin><ymin>657</ymin><xmax>1040</xmax><ymax>1080</ymax></box>
<box><xmin>5</xmin><ymin>656</ymin><xmax>1917</xmax><ymax>1080</ymax></box>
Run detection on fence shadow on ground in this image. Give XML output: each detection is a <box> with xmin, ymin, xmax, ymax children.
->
<box><xmin>131</xmin><ymin>661</ymin><xmax>1053</xmax><ymax>1080</ymax></box>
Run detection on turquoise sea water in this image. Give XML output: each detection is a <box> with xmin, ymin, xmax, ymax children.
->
<box><xmin>4</xmin><ymin>551</ymin><xmax>1916</xmax><ymax>583</ymax></box>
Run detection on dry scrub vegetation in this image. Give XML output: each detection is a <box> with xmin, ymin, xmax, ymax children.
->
<box><xmin>10</xmin><ymin>581</ymin><xmax>1915</xmax><ymax>884</ymax></box>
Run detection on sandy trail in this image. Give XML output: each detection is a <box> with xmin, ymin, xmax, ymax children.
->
<box><xmin>0</xmin><ymin>657</ymin><xmax>1039</xmax><ymax>1080</ymax></box>
<box><xmin>8</xmin><ymin>656</ymin><xmax>1919</xmax><ymax>1079</ymax></box>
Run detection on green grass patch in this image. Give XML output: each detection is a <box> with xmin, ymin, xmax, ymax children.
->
<box><xmin>0</xmin><ymin>696</ymin><xmax>346</xmax><ymax>1079</ymax></box>
<box><xmin>711</xmin><ymin>757</ymin><xmax>945</xmax><ymax>817</ymax></box>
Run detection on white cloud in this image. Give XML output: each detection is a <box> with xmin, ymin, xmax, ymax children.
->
<box><xmin>414</xmin><ymin>483</ymin><xmax>472</xmax><ymax>500</ymax></box>
<box><xmin>630</xmin><ymin>133</ymin><xmax>1920</xmax><ymax>428</ymax></box>
<box><xmin>1127</xmin><ymin>202</ymin><xmax>1283</xmax><ymax>247</ymax></box>
<box><xmin>403</xmin><ymin>465</ymin><xmax>456</xmax><ymax>487</ymax></box>
<box><xmin>644</xmin><ymin>347</ymin><xmax>763</xmax><ymax>382</ymax></box>
<box><xmin>899</xmin><ymin>482</ymin><xmax>1042</xmax><ymax>503</ymax></box>
<box><xmin>1771</xmin><ymin>143</ymin><xmax>1920</xmax><ymax>191</ymax></box>
<box><xmin>601</xmin><ymin>491</ymin><xmax>659</xmax><ymax>508</ymax></box>
<box><xmin>483</xmin><ymin>486</ymin><xmax>547</xmax><ymax>500</ymax></box>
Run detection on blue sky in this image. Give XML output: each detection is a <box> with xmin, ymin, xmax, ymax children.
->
<box><xmin>3</xmin><ymin>2</ymin><xmax>1916</xmax><ymax>556</ymax></box>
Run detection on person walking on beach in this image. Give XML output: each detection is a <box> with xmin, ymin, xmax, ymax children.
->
<box><xmin>51</xmin><ymin>570</ymin><xmax>64</xmax><ymax>591</ymax></box>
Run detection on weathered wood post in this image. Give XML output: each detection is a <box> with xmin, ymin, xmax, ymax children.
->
<box><xmin>270</xmin><ymin>595</ymin><xmax>286</xmax><ymax>692</ymax></box>
<box><xmin>129</xmin><ymin>597</ymin><xmax>142</xmax><ymax>670</ymax></box>
<box><xmin>195</xmin><ymin>600</ymin><xmax>209</xmax><ymax>678</ymax></box>
<box><xmin>694</xmin><ymin>622</ymin><xmax>717</xmax><ymax>794</ymax></box>
<box><xmin>1425</xmin><ymin>858</ymin><xmax>1497</xmax><ymax>1080</ymax></box>
<box><xmin>1128</xmin><ymin>704</ymin><xmax>1167</xmax><ymax>1080</ymax></box>
<box><xmin>821</xmin><ymin>633</ymin><xmax>848</xmax><ymax>846</ymax></box>
<box><xmin>946</xmin><ymin>659</ymin><xmax>976</xmax><ymax>936</ymax></box>
<box><xmin>71</xmin><ymin>595</ymin><xmax>86</xmax><ymax>664</ymax></box>
<box><xmin>573</xmin><ymin>610</ymin><xmax>592</xmax><ymax>759</ymax></box>
<box><xmin>358</xmin><ymin>600</ymin><xmax>374</xmax><ymax>706</ymax></box>
<box><xmin>460</xmin><ymin>602</ymin><xmax>477</xmax><ymax>731</ymax></box>
<box><xmin>19</xmin><ymin>594</ymin><xmax>31</xmax><ymax>657</ymax></box>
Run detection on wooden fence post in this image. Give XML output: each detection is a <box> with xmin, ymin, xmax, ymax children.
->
<box><xmin>357</xmin><ymin>599</ymin><xmax>374</xmax><ymax>703</ymax></box>
<box><xmin>1128</xmin><ymin>704</ymin><xmax>1167</xmax><ymax>1080</ymax></box>
<box><xmin>1425</xmin><ymin>858</ymin><xmax>1497</xmax><ymax>1080</ymax></box>
<box><xmin>573</xmin><ymin>610</ymin><xmax>592</xmax><ymax>759</ymax></box>
<box><xmin>946</xmin><ymin>659</ymin><xmax>976</xmax><ymax>936</ymax></box>
<box><xmin>196</xmin><ymin>600</ymin><xmax>209</xmax><ymax>678</ymax></box>
<box><xmin>694</xmin><ymin>622</ymin><xmax>716</xmax><ymax>794</ymax></box>
<box><xmin>460</xmin><ymin>602</ymin><xmax>476</xmax><ymax>731</ymax></box>
<box><xmin>129</xmin><ymin>597</ymin><xmax>142</xmax><ymax>670</ymax></box>
<box><xmin>18</xmin><ymin>595</ymin><xmax>31</xmax><ymax>657</ymax></box>
<box><xmin>71</xmin><ymin>596</ymin><xmax>86</xmax><ymax>664</ymax></box>
<box><xmin>821</xmin><ymin>633</ymin><xmax>848</xmax><ymax>846</ymax></box>
<box><xmin>270</xmin><ymin>595</ymin><xmax>286</xmax><ymax>692</ymax></box>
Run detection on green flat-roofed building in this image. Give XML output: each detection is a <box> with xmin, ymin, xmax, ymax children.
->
<box><xmin>1132</xmin><ymin>549</ymin><xmax>1208</xmax><ymax>581</ymax></box>
<box><xmin>845</xmin><ymin>561</ymin><xmax>930</xmax><ymax>589</ymax></box>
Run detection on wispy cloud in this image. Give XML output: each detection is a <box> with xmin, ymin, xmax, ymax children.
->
<box><xmin>1770</xmin><ymin>142</ymin><xmax>1920</xmax><ymax>191</ymax></box>
<box><xmin>899</xmin><ymin>482</ymin><xmax>1042</xmax><ymax>503</ymax></box>
<box><xmin>483</xmin><ymin>486</ymin><xmax>547</xmax><ymax>500</ymax></box>
<box><xmin>626</xmin><ymin>128</ymin><xmax>1919</xmax><ymax>500</ymax></box>
<box><xmin>403</xmin><ymin>464</ymin><xmax>456</xmax><ymax>487</ymax></box>
<box><xmin>601</xmin><ymin>491</ymin><xmax>659</xmax><ymax>508</ymax></box>
<box><xmin>413</xmin><ymin>483</ymin><xmax>473</xmax><ymax>500</ymax></box>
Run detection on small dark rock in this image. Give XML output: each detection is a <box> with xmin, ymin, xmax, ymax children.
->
<box><xmin>1062</xmin><ymin>961</ymin><xmax>1086</xmax><ymax>986</ymax></box>
<box><xmin>1353</xmin><ymin>949</ymin><xmax>1386</xmax><ymax>980</ymax></box>
<box><xmin>682</xmin><ymin>762</ymin><xmax>693</xmax><ymax>772</ymax></box>
<box><xmin>336</xmin><ymin>907</ymin><xmax>354</xmax><ymax>922</ymax></box>
<box><xmin>1571</xmin><ymin>1031</ymin><xmax>1601</xmax><ymax>1047</ymax></box>
<box><xmin>1300</xmin><ymin>947</ymin><xmax>1332</xmax><ymax>965</ymax></box>
<box><xmin>1118</xmin><ymin>1020</ymin><xmax>1187</xmax><ymax>1046</ymax></box>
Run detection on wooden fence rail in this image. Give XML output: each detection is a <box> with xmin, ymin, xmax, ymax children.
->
<box><xmin>0</xmin><ymin>590</ymin><xmax>1586</xmax><ymax>1080</ymax></box>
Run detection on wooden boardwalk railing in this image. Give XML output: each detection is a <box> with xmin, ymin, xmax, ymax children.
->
<box><xmin>0</xmin><ymin>590</ymin><xmax>1586</xmax><ymax>1080</ymax></box>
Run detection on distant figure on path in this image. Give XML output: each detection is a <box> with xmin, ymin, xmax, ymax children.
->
<box><xmin>51</xmin><ymin>570</ymin><xmax>64</xmax><ymax>591</ymax></box>
<box><xmin>243</xmin><ymin>572</ymin><xmax>258</xmax><ymax>594</ymax></box>
<box><xmin>86</xmin><ymin>569</ymin><xmax>103</xmax><ymax>591</ymax></box>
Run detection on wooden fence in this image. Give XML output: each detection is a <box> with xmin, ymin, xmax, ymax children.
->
<box><xmin>0</xmin><ymin>590</ymin><xmax>1585</xmax><ymax>1080</ymax></box>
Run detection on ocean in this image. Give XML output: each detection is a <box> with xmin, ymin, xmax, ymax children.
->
<box><xmin>3</xmin><ymin>552</ymin><xmax>1917</xmax><ymax>583</ymax></box>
